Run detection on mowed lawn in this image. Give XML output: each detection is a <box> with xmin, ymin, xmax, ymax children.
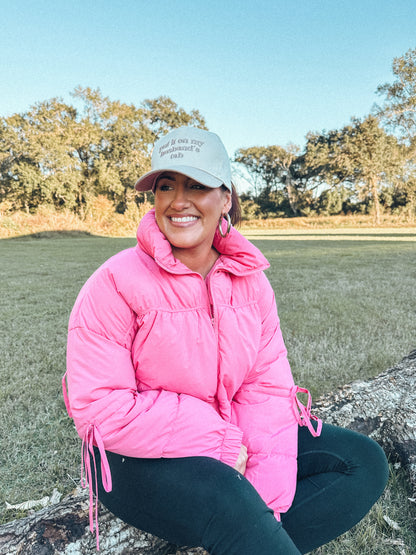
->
<box><xmin>0</xmin><ymin>228</ymin><xmax>415</xmax><ymax>553</ymax></box>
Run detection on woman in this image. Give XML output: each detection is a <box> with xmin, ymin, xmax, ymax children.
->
<box><xmin>63</xmin><ymin>126</ymin><xmax>388</xmax><ymax>554</ymax></box>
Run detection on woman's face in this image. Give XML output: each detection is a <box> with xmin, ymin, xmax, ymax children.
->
<box><xmin>154</xmin><ymin>172</ymin><xmax>231</xmax><ymax>254</ymax></box>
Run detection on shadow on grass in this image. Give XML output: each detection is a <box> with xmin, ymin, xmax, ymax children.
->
<box><xmin>0</xmin><ymin>230</ymin><xmax>102</xmax><ymax>240</ymax></box>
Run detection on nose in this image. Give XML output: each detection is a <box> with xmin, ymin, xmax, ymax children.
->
<box><xmin>170</xmin><ymin>184</ymin><xmax>190</xmax><ymax>210</ymax></box>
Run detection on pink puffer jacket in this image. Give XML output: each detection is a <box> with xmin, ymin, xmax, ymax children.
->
<box><xmin>63</xmin><ymin>209</ymin><xmax>321</xmax><ymax>544</ymax></box>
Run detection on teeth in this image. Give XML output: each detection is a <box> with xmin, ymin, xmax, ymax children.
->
<box><xmin>171</xmin><ymin>216</ymin><xmax>197</xmax><ymax>223</ymax></box>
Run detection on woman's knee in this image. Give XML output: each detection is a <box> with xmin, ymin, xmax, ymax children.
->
<box><xmin>352</xmin><ymin>431</ymin><xmax>389</xmax><ymax>497</ymax></box>
<box><xmin>307</xmin><ymin>424</ymin><xmax>389</xmax><ymax>498</ymax></box>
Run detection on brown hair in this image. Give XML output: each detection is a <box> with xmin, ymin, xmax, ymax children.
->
<box><xmin>222</xmin><ymin>183</ymin><xmax>242</xmax><ymax>227</ymax></box>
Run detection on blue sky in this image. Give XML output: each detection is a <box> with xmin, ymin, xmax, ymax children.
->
<box><xmin>1</xmin><ymin>0</ymin><xmax>416</xmax><ymax>157</ymax></box>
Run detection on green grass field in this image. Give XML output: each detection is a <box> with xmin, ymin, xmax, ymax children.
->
<box><xmin>1</xmin><ymin>229</ymin><xmax>415</xmax><ymax>553</ymax></box>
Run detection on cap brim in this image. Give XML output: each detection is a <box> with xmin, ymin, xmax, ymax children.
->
<box><xmin>135</xmin><ymin>166</ymin><xmax>226</xmax><ymax>192</ymax></box>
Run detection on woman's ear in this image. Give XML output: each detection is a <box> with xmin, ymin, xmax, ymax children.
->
<box><xmin>223</xmin><ymin>191</ymin><xmax>232</xmax><ymax>214</ymax></box>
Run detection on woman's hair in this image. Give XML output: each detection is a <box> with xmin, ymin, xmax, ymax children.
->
<box><xmin>222</xmin><ymin>183</ymin><xmax>242</xmax><ymax>227</ymax></box>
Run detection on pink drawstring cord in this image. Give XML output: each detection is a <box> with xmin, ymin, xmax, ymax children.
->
<box><xmin>292</xmin><ymin>386</ymin><xmax>322</xmax><ymax>437</ymax></box>
<box><xmin>81</xmin><ymin>426</ymin><xmax>97</xmax><ymax>544</ymax></box>
<box><xmin>63</xmin><ymin>373</ymin><xmax>112</xmax><ymax>550</ymax></box>
<box><xmin>81</xmin><ymin>424</ymin><xmax>112</xmax><ymax>550</ymax></box>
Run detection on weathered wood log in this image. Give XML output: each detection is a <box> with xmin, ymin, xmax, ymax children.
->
<box><xmin>1</xmin><ymin>351</ymin><xmax>415</xmax><ymax>554</ymax></box>
<box><xmin>0</xmin><ymin>491</ymin><xmax>207</xmax><ymax>554</ymax></box>
<box><xmin>313</xmin><ymin>349</ymin><xmax>416</xmax><ymax>493</ymax></box>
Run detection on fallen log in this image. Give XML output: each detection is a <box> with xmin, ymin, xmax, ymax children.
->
<box><xmin>0</xmin><ymin>492</ymin><xmax>207</xmax><ymax>555</ymax></box>
<box><xmin>1</xmin><ymin>351</ymin><xmax>415</xmax><ymax>554</ymax></box>
<box><xmin>313</xmin><ymin>349</ymin><xmax>416</xmax><ymax>492</ymax></box>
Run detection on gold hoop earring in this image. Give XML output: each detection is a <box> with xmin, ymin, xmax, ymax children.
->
<box><xmin>218</xmin><ymin>213</ymin><xmax>232</xmax><ymax>238</ymax></box>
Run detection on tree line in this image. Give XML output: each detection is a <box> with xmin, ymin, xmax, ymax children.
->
<box><xmin>0</xmin><ymin>88</ymin><xmax>206</xmax><ymax>217</ymax></box>
<box><xmin>236</xmin><ymin>48</ymin><xmax>416</xmax><ymax>223</ymax></box>
<box><xmin>1</xmin><ymin>49</ymin><xmax>416</xmax><ymax>223</ymax></box>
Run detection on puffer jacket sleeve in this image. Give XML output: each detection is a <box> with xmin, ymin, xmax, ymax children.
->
<box><xmin>66</xmin><ymin>265</ymin><xmax>243</xmax><ymax>467</ymax></box>
<box><xmin>231</xmin><ymin>273</ymin><xmax>309</xmax><ymax>517</ymax></box>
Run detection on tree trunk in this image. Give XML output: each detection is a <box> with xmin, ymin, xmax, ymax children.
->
<box><xmin>369</xmin><ymin>175</ymin><xmax>381</xmax><ymax>224</ymax></box>
<box><xmin>1</xmin><ymin>351</ymin><xmax>415</xmax><ymax>555</ymax></box>
<box><xmin>284</xmin><ymin>173</ymin><xmax>299</xmax><ymax>216</ymax></box>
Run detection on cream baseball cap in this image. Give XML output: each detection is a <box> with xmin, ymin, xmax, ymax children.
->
<box><xmin>134</xmin><ymin>127</ymin><xmax>232</xmax><ymax>192</ymax></box>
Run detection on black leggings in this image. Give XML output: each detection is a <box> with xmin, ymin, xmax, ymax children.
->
<box><xmin>93</xmin><ymin>424</ymin><xmax>388</xmax><ymax>554</ymax></box>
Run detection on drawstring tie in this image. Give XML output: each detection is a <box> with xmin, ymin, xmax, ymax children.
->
<box><xmin>292</xmin><ymin>385</ymin><xmax>322</xmax><ymax>437</ymax></box>
<box><xmin>62</xmin><ymin>373</ymin><xmax>112</xmax><ymax>550</ymax></box>
<box><xmin>81</xmin><ymin>424</ymin><xmax>112</xmax><ymax>550</ymax></box>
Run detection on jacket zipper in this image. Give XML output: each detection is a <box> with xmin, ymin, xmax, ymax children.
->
<box><xmin>205</xmin><ymin>265</ymin><xmax>219</xmax><ymax>331</ymax></box>
<box><xmin>207</xmin><ymin>281</ymin><xmax>215</xmax><ymax>328</ymax></box>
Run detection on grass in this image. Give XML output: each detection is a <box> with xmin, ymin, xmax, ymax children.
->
<box><xmin>251</xmin><ymin>233</ymin><xmax>416</xmax><ymax>398</ymax></box>
<box><xmin>0</xmin><ymin>228</ymin><xmax>415</xmax><ymax>553</ymax></box>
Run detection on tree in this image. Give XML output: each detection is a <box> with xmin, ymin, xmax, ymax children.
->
<box><xmin>70</xmin><ymin>89</ymin><xmax>207</xmax><ymax>212</ymax></box>
<box><xmin>71</xmin><ymin>87</ymin><xmax>152</xmax><ymax>212</ymax></box>
<box><xmin>304</xmin><ymin>116</ymin><xmax>404</xmax><ymax>223</ymax></box>
<box><xmin>316</xmin><ymin>186</ymin><xmax>351</xmax><ymax>216</ymax></box>
<box><xmin>0</xmin><ymin>88</ymin><xmax>207</xmax><ymax>215</ymax></box>
<box><xmin>0</xmin><ymin>99</ymin><xmax>81</xmax><ymax>212</ymax></box>
<box><xmin>234</xmin><ymin>144</ymin><xmax>314</xmax><ymax>216</ymax></box>
<box><xmin>376</xmin><ymin>47</ymin><xmax>416</xmax><ymax>147</ymax></box>
<box><xmin>142</xmin><ymin>96</ymin><xmax>207</xmax><ymax>139</ymax></box>
<box><xmin>376</xmin><ymin>49</ymin><xmax>416</xmax><ymax>219</ymax></box>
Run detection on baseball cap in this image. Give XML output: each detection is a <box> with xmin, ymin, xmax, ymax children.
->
<box><xmin>134</xmin><ymin>127</ymin><xmax>232</xmax><ymax>192</ymax></box>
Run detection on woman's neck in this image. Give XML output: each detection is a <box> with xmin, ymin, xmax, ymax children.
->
<box><xmin>172</xmin><ymin>245</ymin><xmax>220</xmax><ymax>279</ymax></box>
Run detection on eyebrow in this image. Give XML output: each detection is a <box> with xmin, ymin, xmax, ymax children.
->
<box><xmin>158</xmin><ymin>173</ymin><xmax>175</xmax><ymax>181</ymax></box>
<box><xmin>157</xmin><ymin>173</ymin><xmax>200</xmax><ymax>186</ymax></box>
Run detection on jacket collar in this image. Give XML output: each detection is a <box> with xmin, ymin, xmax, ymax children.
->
<box><xmin>136</xmin><ymin>209</ymin><xmax>269</xmax><ymax>276</ymax></box>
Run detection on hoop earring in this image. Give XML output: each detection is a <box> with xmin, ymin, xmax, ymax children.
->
<box><xmin>218</xmin><ymin>213</ymin><xmax>232</xmax><ymax>238</ymax></box>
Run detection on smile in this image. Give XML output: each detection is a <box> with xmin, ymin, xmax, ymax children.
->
<box><xmin>170</xmin><ymin>216</ymin><xmax>198</xmax><ymax>223</ymax></box>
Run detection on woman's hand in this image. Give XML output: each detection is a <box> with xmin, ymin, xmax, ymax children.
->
<box><xmin>234</xmin><ymin>444</ymin><xmax>248</xmax><ymax>475</ymax></box>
